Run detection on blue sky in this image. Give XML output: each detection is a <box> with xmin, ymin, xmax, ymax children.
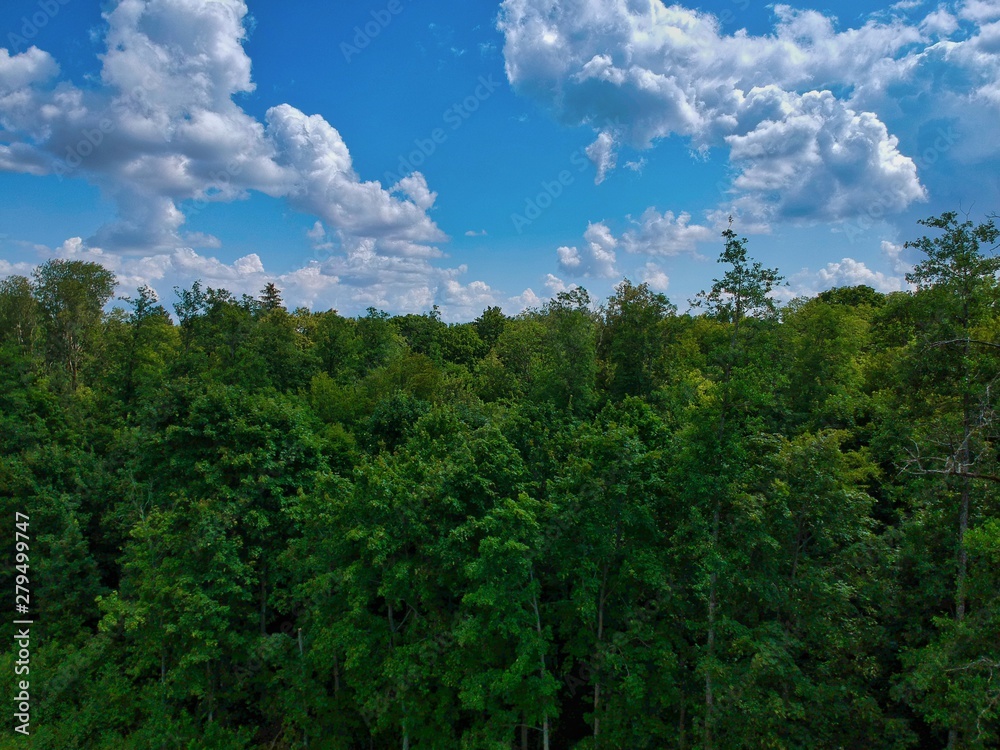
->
<box><xmin>1</xmin><ymin>0</ymin><xmax>998</xmax><ymax>319</ymax></box>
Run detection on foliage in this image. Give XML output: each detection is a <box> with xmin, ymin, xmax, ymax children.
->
<box><xmin>1</xmin><ymin>213</ymin><xmax>999</xmax><ymax>748</ymax></box>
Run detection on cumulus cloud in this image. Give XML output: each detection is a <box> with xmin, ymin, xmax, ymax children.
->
<box><xmin>881</xmin><ymin>239</ymin><xmax>912</xmax><ymax>276</ymax></box>
<box><xmin>0</xmin><ymin>258</ymin><xmax>35</xmax><ymax>276</ymax></box>
<box><xmin>726</xmin><ymin>89</ymin><xmax>927</xmax><ymax>222</ymax></box>
<box><xmin>0</xmin><ymin>47</ymin><xmax>58</xmax><ymax>91</ymax></box>
<box><xmin>507</xmin><ymin>287</ymin><xmax>546</xmax><ymax>313</ymax></box>
<box><xmin>586</xmin><ymin>130</ymin><xmax>618</xmax><ymax>184</ymax></box>
<box><xmin>557</xmin><ymin>221</ymin><xmax>618</xmax><ymax>278</ymax></box>
<box><xmin>556</xmin><ymin>208</ymin><xmax>715</xmax><ymax>286</ymax></box>
<box><xmin>789</xmin><ymin>254</ymin><xmax>908</xmax><ymax>296</ymax></box>
<box><xmin>621</xmin><ymin>208</ymin><xmax>714</xmax><ymax>256</ymax></box>
<box><xmin>265</xmin><ymin>104</ymin><xmax>445</xmax><ymax>256</ymax></box>
<box><xmin>639</xmin><ymin>262</ymin><xmax>670</xmax><ymax>292</ymax></box>
<box><xmin>920</xmin><ymin>8</ymin><xmax>959</xmax><ymax>36</ymax></box>
<box><xmin>0</xmin><ymin>0</ymin><xmax>445</xmax><ymax>261</ymax></box>
<box><xmin>815</xmin><ymin>258</ymin><xmax>906</xmax><ymax>292</ymax></box>
<box><xmin>22</xmin><ymin>232</ymin><xmax>497</xmax><ymax>321</ymax></box>
<box><xmin>497</xmin><ymin>0</ymin><xmax>996</xmax><ymax>222</ymax></box>
<box><xmin>544</xmin><ymin>273</ymin><xmax>575</xmax><ymax>294</ymax></box>
<box><xmin>959</xmin><ymin>0</ymin><xmax>1000</xmax><ymax>23</ymax></box>
<box><xmin>0</xmin><ymin>0</ymin><xmax>502</xmax><ymax>317</ymax></box>
<box><xmin>26</xmin><ymin>235</ymin><xmax>268</xmax><ymax>296</ymax></box>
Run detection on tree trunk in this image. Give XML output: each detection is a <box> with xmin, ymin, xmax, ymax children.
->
<box><xmin>948</xmin><ymin>343</ymin><xmax>974</xmax><ymax>748</ymax></box>
<box><xmin>387</xmin><ymin>604</ymin><xmax>410</xmax><ymax>750</ymax></box>
<box><xmin>259</xmin><ymin>574</ymin><xmax>267</xmax><ymax>635</ymax></box>
<box><xmin>333</xmin><ymin>651</ymin><xmax>340</xmax><ymax>696</ymax></box>
<box><xmin>530</xmin><ymin>570</ymin><xmax>550</xmax><ymax>750</ymax></box>
<box><xmin>594</xmin><ymin>562</ymin><xmax>608</xmax><ymax>747</ymax></box>
<box><xmin>957</xmin><ymin>382</ymin><xmax>972</xmax><ymax>623</ymax></box>
<box><xmin>679</xmin><ymin>699</ymin><xmax>686</xmax><ymax>750</ymax></box>
<box><xmin>704</xmin><ymin>503</ymin><xmax>720</xmax><ymax>750</ymax></box>
<box><xmin>956</xmin><ymin>474</ymin><xmax>970</xmax><ymax>623</ymax></box>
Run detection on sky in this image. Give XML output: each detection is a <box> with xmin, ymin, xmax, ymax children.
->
<box><xmin>1</xmin><ymin>0</ymin><xmax>998</xmax><ymax>320</ymax></box>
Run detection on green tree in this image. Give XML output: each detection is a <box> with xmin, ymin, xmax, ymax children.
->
<box><xmin>259</xmin><ymin>282</ymin><xmax>284</xmax><ymax>312</ymax></box>
<box><xmin>892</xmin><ymin>212</ymin><xmax>1000</xmax><ymax>747</ymax></box>
<box><xmin>599</xmin><ymin>278</ymin><xmax>676</xmax><ymax>400</ymax></box>
<box><xmin>31</xmin><ymin>259</ymin><xmax>117</xmax><ymax>389</ymax></box>
<box><xmin>474</xmin><ymin>305</ymin><xmax>508</xmax><ymax>350</ymax></box>
<box><xmin>108</xmin><ymin>285</ymin><xmax>178</xmax><ymax>410</ymax></box>
<box><xmin>689</xmin><ymin>220</ymin><xmax>784</xmax><ymax>749</ymax></box>
<box><xmin>534</xmin><ymin>288</ymin><xmax>599</xmax><ymax>413</ymax></box>
<box><xmin>0</xmin><ymin>274</ymin><xmax>39</xmax><ymax>350</ymax></box>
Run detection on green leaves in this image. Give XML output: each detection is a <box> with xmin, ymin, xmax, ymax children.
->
<box><xmin>4</xmin><ymin>219</ymin><xmax>1000</xmax><ymax>746</ymax></box>
<box><xmin>692</xmin><ymin>220</ymin><xmax>784</xmax><ymax>325</ymax></box>
<box><xmin>31</xmin><ymin>259</ymin><xmax>117</xmax><ymax>390</ymax></box>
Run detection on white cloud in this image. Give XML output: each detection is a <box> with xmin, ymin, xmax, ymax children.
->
<box><xmin>0</xmin><ymin>0</ymin><xmax>479</xmax><ymax>317</ymax></box>
<box><xmin>959</xmin><ymin>0</ymin><xmax>1000</xmax><ymax>23</ymax></box>
<box><xmin>0</xmin><ymin>47</ymin><xmax>58</xmax><ymax>91</ymax></box>
<box><xmin>307</xmin><ymin>221</ymin><xmax>327</xmax><ymax>242</ymax></box>
<box><xmin>816</xmin><ymin>258</ymin><xmax>906</xmax><ymax>292</ymax></box>
<box><xmin>726</xmin><ymin>89</ymin><xmax>927</xmax><ymax>223</ymax></box>
<box><xmin>391</xmin><ymin>172</ymin><xmax>438</xmax><ymax>212</ymax></box>
<box><xmin>881</xmin><ymin>239</ymin><xmax>913</xmax><ymax>276</ymax></box>
<box><xmin>557</xmin><ymin>221</ymin><xmax>618</xmax><ymax>278</ymax></box>
<box><xmin>0</xmin><ymin>259</ymin><xmax>35</xmax><ymax>277</ymax></box>
<box><xmin>439</xmin><ymin>278</ymin><xmax>500</xmax><ymax>320</ymax></box>
<box><xmin>265</xmin><ymin>104</ymin><xmax>445</xmax><ymax>255</ymax></box>
<box><xmin>0</xmin><ymin>0</ymin><xmax>445</xmax><ymax>262</ymax></box>
<box><xmin>621</xmin><ymin>208</ymin><xmax>714</xmax><ymax>256</ymax></box>
<box><xmin>544</xmin><ymin>273</ymin><xmax>575</xmax><ymax>294</ymax></box>
<box><xmin>585</xmin><ymin>130</ymin><xmax>618</xmax><ymax>184</ymax></box>
<box><xmin>13</xmin><ymin>231</ymin><xmax>496</xmax><ymax>320</ymax></box>
<box><xmin>497</xmin><ymin>0</ymin><xmax>997</xmax><ymax>221</ymax></box>
<box><xmin>181</xmin><ymin>232</ymin><xmax>222</xmax><ymax>249</ymax></box>
<box><xmin>556</xmin><ymin>208</ymin><xmax>713</xmax><ymax>288</ymax></box>
<box><xmin>507</xmin><ymin>287</ymin><xmax>545</xmax><ymax>313</ymax></box>
<box><xmin>556</xmin><ymin>246</ymin><xmax>581</xmax><ymax>272</ymax></box>
<box><xmin>790</xmin><ymin>256</ymin><xmax>907</xmax><ymax>296</ymax></box>
<box><xmin>639</xmin><ymin>262</ymin><xmax>670</xmax><ymax>292</ymax></box>
<box><xmin>920</xmin><ymin>8</ymin><xmax>959</xmax><ymax>36</ymax></box>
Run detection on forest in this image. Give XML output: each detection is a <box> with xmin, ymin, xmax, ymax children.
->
<box><xmin>1</xmin><ymin>212</ymin><xmax>999</xmax><ymax>749</ymax></box>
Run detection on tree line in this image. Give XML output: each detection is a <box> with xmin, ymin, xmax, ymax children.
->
<box><xmin>1</xmin><ymin>212</ymin><xmax>998</xmax><ymax>748</ymax></box>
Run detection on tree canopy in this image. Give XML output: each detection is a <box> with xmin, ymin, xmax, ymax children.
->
<box><xmin>1</xmin><ymin>213</ymin><xmax>999</xmax><ymax>749</ymax></box>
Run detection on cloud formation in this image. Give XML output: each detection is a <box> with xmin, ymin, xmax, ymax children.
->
<box><xmin>556</xmin><ymin>209</ymin><xmax>714</xmax><ymax>283</ymax></box>
<box><xmin>557</xmin><ymin>221</ymin><xmax>619</xmax><ymax>278</ymax></box>
<box><xmin>0</xmin><ymin>0</ymin><xmax>509</xmax><ymax>316</ymax></box>
<box><xmin>787</xmin><ymin>239</ymin><xmax>916</xmax><ymax>297</ymax></box>
<box><xmin>498</xmin><ymin>0</ymin><xmax>997</xmax><ymax>223</ymax></box>
<box><xmin>621</xmin><ymin>209</ymin><xmax>714</xmax><ymax>256</ymax></box>
<box><xmin>0</xmin><ymin>2</ymin><xmax>445</xmax><ymax>255</ymax></box>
